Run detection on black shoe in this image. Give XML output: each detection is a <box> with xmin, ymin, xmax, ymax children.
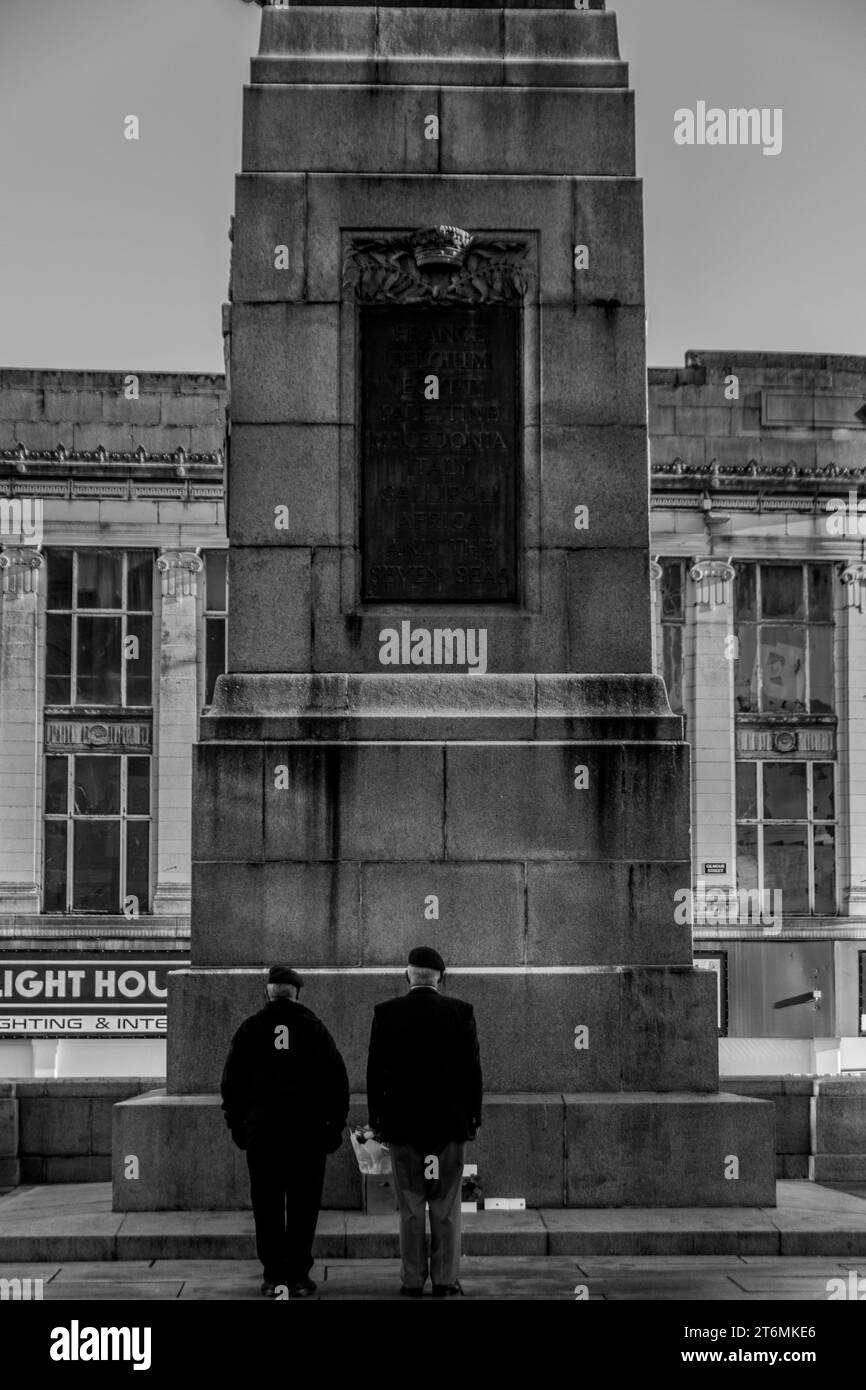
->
<box><xmin>260</xmin><ymin>1281</ymin><xmax>277</xmax><ymax>1297</ymax></box>
<box><xmin>287</xmin><ymin>1276</ymin><xmax>317</xmax><ymax>1298</ymax></box>
<box><xmin>431</xmin><ymin>1281</ymin><xmax>464</xmax><ymax>1298</ymax></box>
<box><xmin>400</xmin><ymin>1285</ymin><xmax>424</xmax><ymax>1298</ymax></box>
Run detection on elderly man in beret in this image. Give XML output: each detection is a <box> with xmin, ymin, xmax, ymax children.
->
<box><xmin>221</xmin><ymin>965</ymin><xmax>349</xmax><ymax>1298</ymax></box>
<box><xmin>366</xmin><ymin>946</ymin><xmax>483</xmax><ymax>1298</ymax></box>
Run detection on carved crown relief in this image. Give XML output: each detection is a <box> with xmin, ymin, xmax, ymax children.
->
<box><xmin>343</xmin><ymin>226</ymin><xmax>531</xmax><ymax>305</ymax></box>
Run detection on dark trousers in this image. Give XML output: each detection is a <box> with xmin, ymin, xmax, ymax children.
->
<box><xmin>245</xmin><ymin>1142</ymin><xmax>327</xmax><ymax>1284</ymax></box>
<box><xmin>390</xmin><ymin>1141</ymin><xmax>465</xmax><ymax>1289</ymax></box>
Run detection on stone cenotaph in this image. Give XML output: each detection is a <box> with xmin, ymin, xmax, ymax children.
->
<box><xmin>113</xmin><ymin>1</ymin><xmax>775</xmax><ymax>1210</ymax></box>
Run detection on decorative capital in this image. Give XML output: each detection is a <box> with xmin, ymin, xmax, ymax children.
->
<box><xmin>157</xmin><ymin>548</ymin><xmax>203</xmax><ymax>600</ymax></box>
<box><xmin>689</xmin><ymin>557</ymin><xmax>735</xmax><ymax>609</ymax></box>
<box><xmin>841</xmin><ymin>562</ymin><xmax>866</xmax><ymax>612</ymax></box>
<box><xmin>649</xmin><ymin>559</ymin><xmax>664</xmax><ymax>587</ymax></box>
<box><xmin>343</xmin><ymin>229</ymin><xmax>530</xmax><ymax>305</ymax></box>
<box><xmin>0</xmin><ymin>546</ymin><xmax>43</xmax><ymax>598</ymax></box>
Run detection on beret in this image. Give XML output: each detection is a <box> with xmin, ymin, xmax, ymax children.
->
<box><xmin>267</xmin><ymin>964</ymin><xmax>304</xmax><ymax>990</ymax></box>
<box><xmin>408</xmin><ymin>946</ymin><xmax>446</xmax><ymax>973</ymax></box>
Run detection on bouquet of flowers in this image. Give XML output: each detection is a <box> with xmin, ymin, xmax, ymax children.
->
<box><xmin>349</xmin><ymin>1124</ymin><xmax>392</xmax><ymax>1176</ymax></box>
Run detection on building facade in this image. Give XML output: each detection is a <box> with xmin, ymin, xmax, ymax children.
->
<box><xmin>1</xmin><ymin>353</ymin><xmax>864</xmax><ymax>1077</ymax></box>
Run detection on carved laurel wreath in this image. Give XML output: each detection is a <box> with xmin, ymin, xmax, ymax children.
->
<box><xmin>343</xmin><ymin>234</ymin><xmax>531</xmax><ymax>305</ymax></box>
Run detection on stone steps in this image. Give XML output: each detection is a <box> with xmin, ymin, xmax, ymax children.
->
<box><xmin>3</xmin><ymin>1181</ymin><xmax>866</xmax><ymax>1261</ymax></box>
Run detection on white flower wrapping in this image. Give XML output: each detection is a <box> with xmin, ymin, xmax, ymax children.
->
<box><xmin>349</xmin><ymin>1125</ymin><xmax>392</xmax><ymax>1175</ymax></box>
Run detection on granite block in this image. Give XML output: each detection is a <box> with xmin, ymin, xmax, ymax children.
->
<box><xmin>230</xmin><ymin>304</ymin><xmax>339</xmax><ymax>425</ymax></box>
<box><xmin>228</xmin><ymin>425</ymin><xmax>341</xmax><ymax>546</ymax></box>
<box><xmin>231</xmin><ymin>174</ymin><xmax>306</xmax><ymax>303</ymax></box>
<box><xmin>567</xmin><ymin>549</ymin><xmax>654</xmax><ymax>673</ymax></box>
<box><xmin>566</xmin><ymin>1094</ymin><xmax>776</xmax><ymax>1206</ymax></box>
<box><xmin>526</xmin><ymin>861</ymin><xmax>692</xmax><ymax>966</ymax></box>
<box><xmin>227</xmin><ymin>547</ymin><xmax>311</xmax><ymax>672</ymax></box>
<box><xmin>242</xmin><ymin>85</ymin><xmax>439</xmax><ymax>175</ymax></box>
<box><xmin>543</xmin><ymin>305</ymin><xmax>647</xmax><ymax>428</ymax></box>
<box><xmin>444</xmin><ymin>744</ymin><xmax>625</xmax><ymax>861</ymax></box>
<box><xmin>263</xmin><ymin>743</ymin><xmax>445</xmax><ymax>861</ymax></box>
<box><xmin>359</xmin><ymin>861</ymin><xmax>525</xmax><ymax>966</ymax></box>
<box><xmin>190</xmin><ymin>860</ymin><xmax>361</xmax><ymax>967</ymax></box>
<box><xmin>192</xmin><ymin>744</ymin><xmax>264</xmax><ymax>863</ymax></box>
<box><xmin>541</xmin><ymin>425</ymin><xmax>650</xmax><ymax>549</ymax></box>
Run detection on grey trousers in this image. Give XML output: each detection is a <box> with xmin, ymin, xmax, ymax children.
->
<box><xmin>390</xmin><ymin>1140</ymin><xmax>465</xmax><ymax>1289</ymax></box>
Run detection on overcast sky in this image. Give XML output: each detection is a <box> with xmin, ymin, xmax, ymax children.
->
<box><xmin>0</xmin><ymin>0</ymin><xmax>863</xmax><ymax>373</ymax></box>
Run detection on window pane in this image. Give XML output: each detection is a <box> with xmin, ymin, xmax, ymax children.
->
<box><xmin>761</xmin><ymin>565</ymin><xmax>804</xmax><ymax>620</ymax></box>
<box><xmin>77</xmin><ymin>616</ymin><xmax>122</xmax><ymax>703</ymax></box>
<box><xmin>763</xmin><ymin>762</ymin><xmax>807</xmax><ymax>820</ymax></box>
<box><xmin>205</xmin><ymin>616</ymin><xmax>227</xmax><ymax>706</ymax></box>
<box><xmin>45</xmin><ymin>756</ymin><xmax>68</xmax><ymax>815</ymax></box>
<box><xmin>205</xmin><ymin>550</ymin><xmax>227</xmax><ymax>612</ymax></box>
<box><xmin>72</xmin><ymin>821</ymin><xmax>120</xmax><ymax>912</ymax></box>
<box><xmin>763</xmin><ymin>825</ymin><xmax>809</xmax><ymax>914</ymax></box>
<box><xmin>734</xmin><ymin>562</ymin><xmax>756</xmax><ymax>622</ymax></box>
<box><xmin>43</xmin><ymin>820</ymin><xmax>67</xmax><ymax>911</ymax></box>
<box><xmin>125</xmin><ymin>614</ymin><xmax>152</xmax><ymax>705</ymax></box>
<box><xmin>809</xmin><ymin>628</ymin><xmax>834</xmax><ymax>713</ymax></box>
<box><xmin>126</xmin><ymin>822</ymin><xmax>150</xmax><ymax>911</ymax></box>
<box><xmin>661</xmin><ymin>561</ymin><xmax>683</xmax><ymax>621</ymax></box>
<box><xmin>73</xmin><ymin>756</ymin><xmax>120</xmax><ymax>816</ymax></box>
<box><xmin>734</xmin><ymin>626</ymin><xmax>758</xmax><ymax>712</ymax></box>
<box><xmin>808</xmin><ymin>564</ymin><xmax>832</xmax><ymax>621</ymax></box>
<box><xmin>661</xmin><ymin>624</ymin><xmax>683</xmax><ymax>713</ymax></box>
<box><xmin>45</xmin><ymin>613</ymin><xmax>72</xmax><ymax>704</ymax></box>
<box><xmin>813</xmin><ymin>826</ymin><xmax>836</xmax><ymax>914</ymax></box>
<box><xmin>813</xmin><ymin>763</ymin><xmax>835</xmax><ymax>821</ymax></box>
<box><xmin>760</xmin><ymin>626</ymin><xmax>806</xmax><ymax>711</ymax></box>
<box><xmin>127</xmin><ymin>757</ymin><xmax>150</xmax><ymax>816</ymax></box>
<box><xmin>127</xmin><ymin>551</ymin><xmax>153</xmax><ymax>611</ymax></box>
<box><xmin>736</xmin><ymin>762</ymin><xmax>758</xmax><ymax>819</ymax></box>
<box><xmin>47</xmin><ymin>550</ymin><xmax>72</xmax><ymax>609</ymax></box>
<box><xmin>736</xmin><ymin>825</ymin><xmax>759</xmax><ymax>892</ymax></box>
<box><xmin>76</xmin><ymin>550</ymin><xmax>122</xmax><ymax>609</ymax></box>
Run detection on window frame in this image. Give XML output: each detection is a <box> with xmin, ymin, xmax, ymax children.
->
<box><xmin>735</xmin><ymin>758</ymin><xmax>837</xmax><ymax>917</ymax></box>
<box><xmin>45</xmin><ymin>549</ymin><xmax>155</xmax><ymax>709</ymax></box>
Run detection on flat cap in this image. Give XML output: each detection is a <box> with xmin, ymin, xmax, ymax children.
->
<box><xmin>408</xmin><ymin>945</ymin><xmax>445</xmax><ymax>973</ymax></box>
<box><xmin>267</xmin><ymin>964</ymin><xmax>304</xmax><ymax>990</ymax></box>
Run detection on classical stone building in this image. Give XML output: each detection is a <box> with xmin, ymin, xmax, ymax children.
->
<box><xmin>1</xmin><ymin>351</ymin><xmax>864</xmax><ymax>1079</ymax></box>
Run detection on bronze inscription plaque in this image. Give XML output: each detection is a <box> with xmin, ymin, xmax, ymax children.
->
<box><xmin>361</xmin><ymin>304</ymin><xmax>519</xmax><ymax>603</ymax></box>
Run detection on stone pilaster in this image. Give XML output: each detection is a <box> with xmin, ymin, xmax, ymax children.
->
<box><xmin>0</xmin><ymin>548</ymin><xmax>43</xmax><ymax>913</ymax></box>
<box><xmin>838</xmin><ymin>564</ymin><xmax>866</xmax><ymax>914</ymax></box>
<box><xmin>688</xmin><ymin>558</ymin><xmax>738</xmax><ymax>910</ymax></box>
<box><xmin>152</xmin><ymin>550</ymin><xmax>203</xmax><ymax>916</ymax></box>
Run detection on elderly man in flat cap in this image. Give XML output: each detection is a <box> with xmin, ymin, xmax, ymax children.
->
<box><xmin>221</xmin><ymin>965</ymin><xmax>349</xmax><ymax>1298</ymax></box>
<box><xmin>366</xmin><ymin>946</ymin><xmax>483</xmax><ymax>1298</ymax></box>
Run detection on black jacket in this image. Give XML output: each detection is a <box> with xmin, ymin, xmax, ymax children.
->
<box><xmin>366</xmin><ymin>987</ymin><xmax>483</xmax><ymax>1153</ymax></box>
<box><xmin>220</xmin><ymin>998</ymin><xmax>349</xmax><ymax>1150</ymax></box>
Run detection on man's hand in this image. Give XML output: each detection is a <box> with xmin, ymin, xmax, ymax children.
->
<box><xmin>230</xmin><ymin>1125</ymin><xmax>247</xmax><ymax>1151</ymax></box>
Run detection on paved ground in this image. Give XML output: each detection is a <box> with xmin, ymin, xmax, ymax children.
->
<box><xmin>2</xmin><ymin>1180</ymin><xmax>866</xmax><ymax>1299</ymax></box>
<box><xmin>0</xmin><ymin>1255</ymin><xmax>864</xmax><ymax>1301</ymax></box>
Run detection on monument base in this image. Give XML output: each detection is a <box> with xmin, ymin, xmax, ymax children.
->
<box><xmin>112</xmin><ymin>1090</ymin><xmax>775</xmax><ymax>1211</ymax></box>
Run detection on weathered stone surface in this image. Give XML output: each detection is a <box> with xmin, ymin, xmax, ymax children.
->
<box><xmin>192</xmin><ymin>744</ymin><xmax>264</xmax><ymax>863</ymax></box>
<box><xmin>526</xmin><ymin>862</ymin><xmax>692</xmax><ymax>966</ymax></box>
<box><xmin>0</xmin><ymin>1098</ymin><xmax>19</xmax><ymax>1157</ymax></box>
<box><xmin>572</xmin><ymin>179</ymin><xmax>645</xmax><ymax>306</ymax></box>
<box><xmin>812</xmin><ymin>1095</ymin><xmax>866</xmax><ymax>1154</ymax></box>
<box><xmin>444</xmin><ymin>745</ymin><xmax>626</xmax><ymax>860</ymax></box>
<box><xmin>231</xmin><ymin>174</ymin><xmax>306</xmax><ymax>303</ymax></box>
<box><xmin>543</xmin><ymin>306</ymin><xmax>647</xmax><ymax>428</ymax></box>
<box><xmin>226</xmin><ymin>547</ymin><xmax>311</xmax><ymax>673</ymax></box>
<box><xmin>191</xmin><ymin>861</ymin><xmax>361</xmax><ymax>967</ymax></box>
<box><xmin>262</xmin><ymin>744</ymin><xmax>445</xmax><ymax>861</ymax></box>
<box><xmin>620</xmin><ymin>969</ymin><xmax>719</xmax><ymax>1092</ymax></box>
<box><xmin>230</xmin><ymin>304</ymin><xmax>339</xmax><ymax>424</ymax></box>
<box><xmin>566</xmin><ymin>1095</ymin><xmax>776</xmax><ymax>1207</ymax></box>
<box><xmin>472</xmin><ymin>1095</ymin><xmax>564</xmax><ymax>1208</ymax></box>
<box><xmin>541</xmin><ymin>426</ymin><xmax>650</xmax><ymax>550</ymax></box>
<box><xmin>228</xmin><ymin>425</ymin><xmax>341</xmax><ymax>546</ymax></box>
<box><xmin>359</xmin><ymin>862</ymin><xmax>525</xmax><ymax>965</ymax></box>
<box><xmin>20</xmin><ymin>1098</ymin><xmax>91</xmax><ymax>1158</ymax></box>
<box><xmin>567</xmin><ymin>549</ymin><xmax>654</xmax><ymax>673</ymax></box>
